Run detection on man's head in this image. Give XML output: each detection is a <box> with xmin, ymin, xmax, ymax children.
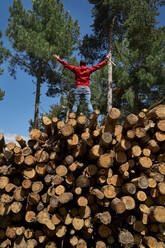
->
<box><xmin>80</xmin><ymin>59</ymin><xmax>86</xmax><ymax>66</ymax></box>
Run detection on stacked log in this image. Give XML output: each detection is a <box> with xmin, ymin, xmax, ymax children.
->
<box><xmin>0</xmin><ymin>105</ymin><xmax>165</xmax><ymax>248</ymax></box>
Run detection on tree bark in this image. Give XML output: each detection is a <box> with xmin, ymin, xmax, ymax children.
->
<box><xmin>34</xmin><ymin>60</ymin><xmax>42</xmax><ymax>129</ymax></box>
<box><xmin>107</xmin><ymin>17</ymin><xmax>116</xmax><ymax>113</ymax></box>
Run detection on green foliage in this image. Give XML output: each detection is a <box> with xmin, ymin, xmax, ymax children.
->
<box><xmin>124</xmin><ymin>0</ymin><xmax>161</xmax><ymax>54</ymax></box>
<box><xmin>114</xmin><ymin>33</ymin><xmax>165</xmax><ymax>113</ymax></box>
<box><xmin>29</xmin><ymin>96</ymin><xmax>67</xmax><ymax>132</ymax></box>
<box><xmin>6</xmin><ymin>0</ymin><xmax>80</xmax><ymax>124</ymax></box>
<box><xmin>0</xmin><ymin>31</ymin><xmax>10</xmax><ymax>74</ymax></box>
<box><xmin>45</xmin><ymin>56</ymin><xmax>77</xmax><ymax>118</ymax></box>
<box><xmin>0</xmin><ymin>31</ymin><xmax>10</xmax><ymax>101</ymax></box>
<box><xmin>0</xmin><ymin>88</ymin><xmax>5</xmax><ymax>101</ymax></box>
<box><xmin>90</xmin><ymin>66</ymin><xmax>107</xmax><ymax>113</ymax></box>
<box><xmin>80</xmin><ymin>0</ymin><xmax>131</xmax><ymax>62</ymax></box>
<box><xmin>108</xmin><ymin>33</ymin><xmax>165</xmax><ymax>114</ymax></box>
<box><xmin>43</xmin><ymin>95</ymin><xmax>71</xmax><ymax>120</ymax></box>
<box><xmin>7</xmin><ymin>0</ymin><xmax>80</xmax><ymax>61</ymax></box>
<box><xmin>46</xmin><ymin>56</ymin><xmax>79</xmax><ymax>97</ymax></box>
<box><xmin>81</xmin><ymin>0</ymin><xmax>165</xmax><ymax>114</ymax></box>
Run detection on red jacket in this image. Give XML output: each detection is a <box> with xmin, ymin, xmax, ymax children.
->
<box><xmin>57</xmin><ymin>58</ymin><xmax>108</xmax><ymax>88</ymax></box>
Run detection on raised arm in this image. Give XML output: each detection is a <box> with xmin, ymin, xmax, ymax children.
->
<box><xmin>88</xmin><ymin>58</ymin><xmax>108</xmax><ymax>73</ymax></box>
<box><xmin>89</xmin><ymin>52</ymin><xmax>116</xmax><ymax>73</ymax></box>
<box><xmin>53</xmin><ymin>54</ymin><xmax>76</xmax><ymax>72</ymax></box>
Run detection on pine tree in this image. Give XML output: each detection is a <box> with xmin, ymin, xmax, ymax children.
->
<box><xmin>6</xmin><ymin>0</ymin><xmax>80</xmax><ymax>127</ymax></box>
<box><xmin>81</xmin><ymin>0</ymin><xmax>165</xmax><ymax>114</ymax></box>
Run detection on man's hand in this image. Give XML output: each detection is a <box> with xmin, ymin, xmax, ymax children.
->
<box><xmin>53</xmin><ymin>54</ymin><xmax>60</xmax><ymax>60</ymax></box>
<box><xmin>106</xmin><ymin>52</ymin><xmax>116</xmax><ymax>66</ymax></box>
<box><xmin>106</xmin><ymin>51</ymin><xmax>111</xmax><ymax>60</ymax></box>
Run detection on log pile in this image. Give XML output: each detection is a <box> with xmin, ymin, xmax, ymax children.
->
<box><xmin>0</xmin><ymin>105</ymin><xmax>165</xmax><ymax>248</ymax></box>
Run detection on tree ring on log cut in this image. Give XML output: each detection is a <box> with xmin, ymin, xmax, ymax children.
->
<box><xmin>96</xmin><ymin>240</ymin><xmax>106</xmax><ymax>248</ymax></box>
<box><xmin>118</xmin><ymin>229</ymin><xmax>134</xmax><ymax>247</ymax></box>
<box><xmin>55</xmin><ymin>225</ymin><xmax>67</xmax><ymax>237</ymax></box>
<box><xmin>121</xmin><ymin>196</ymin><xmax>135</xmax><ymax>210</ymax></box>
<box><xmin>139</xmin><ymin>157</ymin><xmax>152</xmax><ymax>168</ymax></box>
<box><xmin>157</xmin><ymin>120</ymin><xmax>165</xmax><ymax>131</ymax></box>
<box><xmin>101</xmin><ymin>132</ymin><xmax>112</xmax><ymax>147</ymax></box>
<box><xmin>72</xmin><ymin>217</ymin><xmax>84</xmax><ymax>230</ymax></box>
<box><xmin>98</xmin><ymin>153</ymin><xmax>113</xmax><ymax>168</ymax></box>
<box><xmin>61</xmin><ymin>124</ymin><xmax>74</xmax><ymax>137</ymax></box>
<box><xmin>56</xmin><ymin>165</ymin><xmax>68</xmax><ymax>177</ymax></box>
<box><xmin>102</xmin><ymin>185</ymin><xmax>117</xmax><ymax>199</ymax></box>
<box><xmin>153</xmin><ymin>206</ymin><xmax>165</xmax><ymax>223</ymax></box>
<box><xmin>30</xmin><ymin>129</ymin><xmax>42</xmax><ymax>140</ymax></box>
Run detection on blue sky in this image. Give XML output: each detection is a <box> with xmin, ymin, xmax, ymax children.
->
<box><xmin>0</xmin><ymin>0</ymin><xmax>165</xmax><ymax>143</ymax></box>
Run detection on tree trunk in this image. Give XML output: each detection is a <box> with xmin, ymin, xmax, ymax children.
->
<box><xmin>107</xmin><ymin>38</ymin><xmax>113</xmax><ymax>113</ymax></box>
<box><xmin>34</xmin><ymin>60</ymin><xmax>42</xmax><ymax>129</ymax></box>
<box><xmin>107</xmin><ymin>17</ymin><xmax>115</xmax><ymax>113</ymax></box>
